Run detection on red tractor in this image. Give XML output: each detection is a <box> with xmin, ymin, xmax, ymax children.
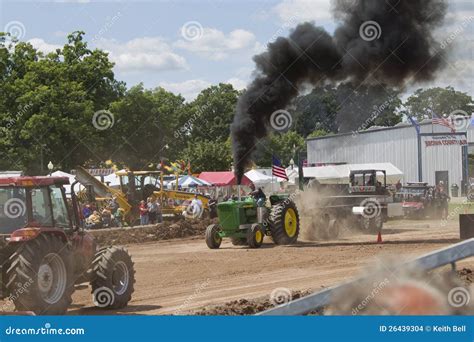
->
<box><xmin>0</xmin><ymin>176</ymin><xmax>135</xmax><ymax>314</ymax></box>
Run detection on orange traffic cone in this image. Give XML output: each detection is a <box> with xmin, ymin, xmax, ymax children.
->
<box><xmin>376</xmin><ymin>231</ymin><xmax>383</xmax><ymax>244</ymax></box>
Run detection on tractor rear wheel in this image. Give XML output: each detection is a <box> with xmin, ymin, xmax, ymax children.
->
<box><xmin>268</xmin><ymin>200</ymin><xmax>300</xmax><ymax>245</ymax></box>
<box><xmin>90</xmin><ymin>246</ymin><xmax>135</xmax><ymax>309</ymax></box>
<box><xmin>247</xmin><ymin>224</ymin><xmax>264</xmax><ymax>248</ymax></box>
<box><xmin>205</xmin><ymin>224</ymin><xmax>222</xmax><ymax>249</ymax></box>
<box><xmin>6</xmin><ymin>234</ymin><xmax>74</xmax><ymax>315</ymax></box>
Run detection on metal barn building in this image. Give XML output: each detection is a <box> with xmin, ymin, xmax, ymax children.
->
<box><xmin>306</xmin><ymin>118</ymin><xmax>473</xmax><ymax>194</ymax></box>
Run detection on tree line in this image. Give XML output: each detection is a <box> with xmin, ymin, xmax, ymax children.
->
<box><xmin>1</xmin><ymin>31</ymin><xmax>472</xmax><ymax>174</ymax></box>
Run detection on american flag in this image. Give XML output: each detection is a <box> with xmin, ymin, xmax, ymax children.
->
<box><xmin>432</xmin><ymin>112</ymin><xmax>455</xmax><ymax>132</ymax></box>
<box><xmin>272</xmin><ymin>156</ymin><xmax>288</xmax><ymax>180</ymax></box>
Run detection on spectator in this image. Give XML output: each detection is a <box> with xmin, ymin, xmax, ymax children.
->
<box><xmin>156</xmin><ymin>199</ymin><xmax>163</xmax><ymax>223</ymax></box>
<box><xmin>139</xmin><ymin>200</ymin><xmax>148</xmax><ymax>225</ymax></box>
<box><xmin>395</xmin><ymin>179</ymin><xmax>402</xmax><ymax>191</ymax></box>
<box><xmin>86</xmin><ymin>210</ymin><xmax>102</xmax><ymax>229</ymax></box>
<box><xmin>109</xmin><ymin>196</ymin><xmax>119</xmax><ymax>215</ymax></box>
<box><xmin>147</xmin><ymin>197</ymin><xmax>158</xmax><ymax>224</ymax></box>
<box><xmin>82</xmin><ymin>203</ymin><xmax>92</xmax><ymax>219</ymax></box>
<box><xmin>101</xmin><ymin>208</ymin><xmax>112</xmax><ymax>228</ymax></box>
<box><xmin>114</xmin><ymin>208</ymin><xmax>125</xmax><ymax>228</ymax></box>
<box><xmin>435</xmin><ymin>181</ymin><xmax>450</xmax><ymax>220</ymax></box>
<box><xmin>208</xmin><ymin>197</ymin><xmax>218</xmax><ymax>219</ymax></box>
<box><xmin>184</xmin><ymin>194</ymin><xmax>203</xmax><ymax>219</ymax></box>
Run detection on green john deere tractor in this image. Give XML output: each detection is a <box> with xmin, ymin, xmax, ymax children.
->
<box><xmin>205</xmin><ymin>194</ymin><xmax>300</xmax><ymax>249</ymax></box>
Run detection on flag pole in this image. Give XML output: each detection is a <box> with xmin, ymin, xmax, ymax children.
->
<box><xmin>272</xmin><ymin>155</ymin><xmax>275</xmax><ymax>194</ymax></box>
<box><xmin>430</xmin><ymin>108</ymin><xmax>434</xmax><ymax>134</ymax></box>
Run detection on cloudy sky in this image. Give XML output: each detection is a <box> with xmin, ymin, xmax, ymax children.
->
<box><xmin>0</xmin><ymin>0</ymin><xmax>472</xmax><ymax>101</ymax></box>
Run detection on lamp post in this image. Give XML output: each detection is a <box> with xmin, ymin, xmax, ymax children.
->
<box><xmin>47</xmin><ymin>161</ymin><xmax>54</xmax><ymax>176</ymax></box>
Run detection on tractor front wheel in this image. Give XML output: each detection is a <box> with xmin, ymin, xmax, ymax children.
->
<box><xmin>268</xmin><ymin>200</ymin><xmax>300</xmax><ymax>245</ymax></box>
<box><xmin>90</xmin><ymin>246</ymin><xmax>135</xmax><ymax>309</ymax></box>
<box><xmin>205</xmin><ymin>224</ymin><xmax>222</xmax><ymax>249</ymax></box>
<box><xmin>247</xmin><ymin>224</ymin><xmax>264</xmax><ymax>248</ymax></box>
<box><xmin>6</xmin><ymin>234</ymin><xmax>74</xmax><ymax>315</ymax></box>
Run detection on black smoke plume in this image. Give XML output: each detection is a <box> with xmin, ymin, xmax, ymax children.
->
<box><xmin>231</xmin><ymin>0</ymin><xmax>447</xmax><ymax>183</ymax></box>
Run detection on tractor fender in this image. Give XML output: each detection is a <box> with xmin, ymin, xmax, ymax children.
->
<box><xmin>9</xmin><ymin>227</ymin><xmax>69</xmax><ymax>243</ymax></box>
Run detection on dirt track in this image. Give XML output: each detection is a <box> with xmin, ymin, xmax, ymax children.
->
<box><xmin>62</xmin><ymin>218</ymin><xmax>473</xmax><ymax>315</ymax></box>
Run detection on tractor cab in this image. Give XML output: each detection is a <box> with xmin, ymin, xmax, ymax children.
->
<box><xmin>115</xmin><ymin>170</ymin><xmax>162</xmax><ymax>203</ymax></box>
<box><xmin>0</xmin><ymin>176</ymin><xmax>73</xmax><ymax>236</ymax></box>
<box><xmin>349</xmin><ymin>169</ymin><xmax>387</xmax><ymax>195</ymax></box>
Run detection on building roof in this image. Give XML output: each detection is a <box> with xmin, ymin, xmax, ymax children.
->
<box><xmin>306</xmin><ymin>117</ymin><xmax>471</xmax><ymax>142</ymax></box>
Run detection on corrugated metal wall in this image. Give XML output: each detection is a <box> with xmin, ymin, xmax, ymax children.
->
<box><xmin>307</xmin><ymin>122</ymin><xmax>466</xmax><ymax>188</ymax></box>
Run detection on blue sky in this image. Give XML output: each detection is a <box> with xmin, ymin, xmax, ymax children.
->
<box><xmin>1</xmin><ymin>0</ymin><xmax>473</xmax><ymax>101</ymax></box>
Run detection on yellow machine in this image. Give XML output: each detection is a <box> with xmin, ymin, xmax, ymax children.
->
<box><xmin>75</xmin><ymin>167</ymin><xmax>210</xmax><ymax>224</ymax></box>
<box><xmin>114</xmin><ymin>170</ymin><xmax>210</xmax><ymax>218</ymax></box>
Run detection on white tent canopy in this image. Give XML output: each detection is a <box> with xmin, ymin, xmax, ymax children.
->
<box><xmin>102</xmin><ymin>170</ymin><xmax>123</xmax><ymax>187</ymax></box>
<box><xmin>245</xmin><ymin>169</ymin><xmax>274</xmax><ymax>184</ymax></box>
<box><xmin>303</xmin><ymin>163</ymin><xmax>403</xmax><ymax>184</ymax></box>
<box><xmin>50</xmin><ymin>170</ymin><xmax>81</xmax><ymax>195</ymax></box>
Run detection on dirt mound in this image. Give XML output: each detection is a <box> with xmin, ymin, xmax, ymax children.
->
<box><xmin>91</xmin><ymin>218</ymin><xmax>217</xmax><ymax>246</ymax></box>
<box><xmin>458</xmin><ymin>268</ymin><xmax>473</xmax><ymax>284</ymax></box>
<box><xmin>193</xmin><ymin>290</ymin><xmax>323</xmax><ymax>315</ymax></box>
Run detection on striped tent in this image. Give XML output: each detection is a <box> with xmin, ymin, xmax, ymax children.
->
<box><xmin>167</xmin><ymin>175</ymin><xmax>211</xmax><ymax>189</ymax></box>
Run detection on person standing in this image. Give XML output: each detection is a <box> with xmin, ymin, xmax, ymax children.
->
<box><xmin>147</xmin><ymin>197</ymin><xmax>158</xmax><ymax>224</ymax></box>
<box><xmin>139</xmin><ymin>200</ymin><xmax>149</xmax><ymax>225</ymax></box>
<box><xmin>156</xmin><ymin>199</ymin><xmax>163</xmax><ymax>223</ymax></box>
<box><xmin>395</xmin><ymin>179</ymin><xmax>402</xmax><ymax>191</ymax></box>
<box><xmin>109</xmin><ymin>196</ymin><xmax>119</xmax><ymax>215</ymax></box>
<box><xmin>435</xmin><ymin>181</ymin><xmax>450</xmax><ymax>220</ymax></box>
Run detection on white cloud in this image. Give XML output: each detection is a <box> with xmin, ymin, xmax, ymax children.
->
<box><xmin>273</xmin><ymin>0</ymin><xmax>332</xmax><ymax>24</ymax></box>
<box><xmin>96</xmin><ymin>37</ymin><xmax>188</xmax><ymax>72</ymax></box>
<box><xmin>174</xmin><ymin>28</ymin><xmax>257</xmax><ymax>60</ymax></box>
<box><xmin>226</xmin><ymin>77</ymin><xmax>248</xmax><ymax>90</ymax></box>
<box><xmin>28</xmin><ymin>38</ymin><xmax>61</xmax><ymax>54</ymax></box>
<box><xmin>159</xmin><ymin>79</ymin><xmax>211</xmax><ymax>101</ymax></box>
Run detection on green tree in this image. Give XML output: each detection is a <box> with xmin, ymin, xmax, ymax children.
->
<box><xmin>181</xmin><ymin>139</ymin><xmax>232</xmax><ymax>173</ymax></box>
<box><xmin>255</xmin><ymin>131</ymin><xmax>305</xmax><ymax>167</ymax></box>
<box><xmin>107</xmin><ymin>84</ymin><xmax>186</xmax><ymax>169</ymax></box>
<box><xmin>292</xmin><ymin>85</ymin><xmax>339</xmax><ymax>137</ymax></box>
<box><xmin>307</xmin><ymin>129</ymin><xmax>330</xmax><ymax>138</ymax></box>
<box><xmin>186</xmin><ymin>83</ymin><xmax>239</xmax><ymax>142</ymax></box>
<box><xmin>404</xmin><ymin>87</ymin><xmax>474</xmax><ymax>121</ymax></box>
<box><xmin>292</xmin><ymin>84</ymin><xmax>402</xmax><ymax>135</ymax></box>
<box><xmin>0</xmin><ymin>31</ymin><xmax>123</xmax><ymax>174</ymax></box>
